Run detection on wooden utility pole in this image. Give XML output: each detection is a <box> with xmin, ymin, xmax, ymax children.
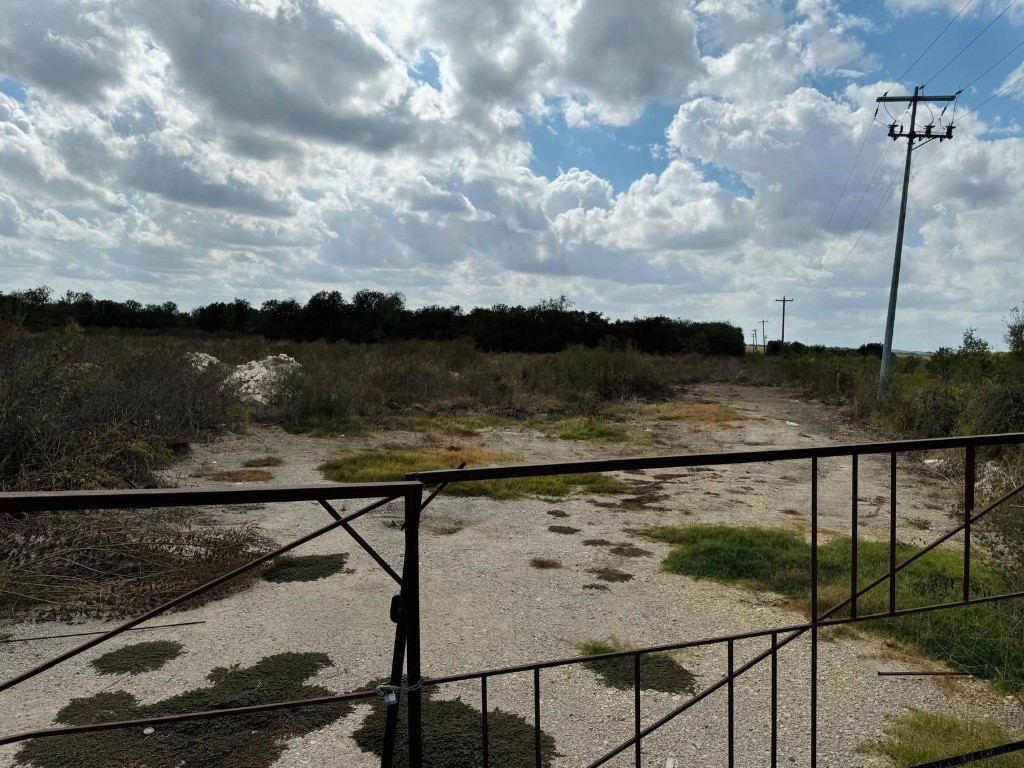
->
<box><xmin>876</xmin><ymin>86</ymin><xmax>957</xmax><ymax>399</ymax></box>
<box><xmin>751</xmin><ymin>329</ymin><xmax>758</xmax><ymax>350</ymax></box>
<box><xmin>776</xmin><ymin>297</ymin><xmax>792</xmax><ymax>350</ymax></box>
<box><xmin>759</xmin><ymin>319</ymin><xmax>768</xmax><ymax>353</ymax></box>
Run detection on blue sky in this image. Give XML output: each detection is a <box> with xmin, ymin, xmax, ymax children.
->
<box><xmin>1</xmin><ymin>0</ymin><xmax>1023</xmax><ymax>350</ymax></box>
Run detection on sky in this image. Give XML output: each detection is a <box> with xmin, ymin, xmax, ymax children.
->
<box><xmin>1</xmin><ymin>0</ymin><xmax>1023</xmax><ymax>351</ymax></box>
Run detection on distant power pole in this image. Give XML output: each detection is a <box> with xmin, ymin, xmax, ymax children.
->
<box><xmin>759</xmin><ymin>319</ymin><xmax>769</xmax><ymax>353</ymax></box>
<box><xmin>776</xmin><ymin>297</ymin><xmax>793</xmax><ymax>349</ymax></box>
<box><xmin>751</xmin><ymin>329</ymin><xmax>758</xmax><ymax>349</ymax></box>
<box><xmin>876</xmin><ymin>86</ymin><xmax>958</xmax><ymax>399</ymax></box>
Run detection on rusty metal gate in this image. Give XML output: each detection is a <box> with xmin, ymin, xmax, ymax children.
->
<box><xmin>2</xmin><ymin>433</ymin><xmax>1024</xmax><ymax>766</ymax></box>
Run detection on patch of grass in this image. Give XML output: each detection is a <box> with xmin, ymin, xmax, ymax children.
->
<box><xmin>91</xmin><ymin>641</ymin><xmax>183</xmax><ymax>675</ymax></box>
<box><xmin>16</xmin><ymin>653</ymin><xmax>348</xmax><ymax>768</ymax></box>
<box><xmin>261</xmin><ymin>553</ymin><xmax>348</xmax><ymax>583</ymax></box>
<box><xmin>583</xmin><ymin>582</ymin><xmax>610</xmax><ymax>591</ymax></box>
<box><xmin>646</xmin><ymin>525</ymin><xmax>1024</xmax><ymax>694</ymax></box>
<box><xmin>242</xmin><ymin>456</ymin><xmax>283</xmax><ymax>468</ymax></box>
<box><xmin>204</xmin><ymin>468</ymin><xmax>274</xmax><ymax>482</ymax></box>
<box><xmin>548</xmin><ymin>525</ymin><xmax>581</xmax><ymax>535</ymax></box>
<box><xmin>530</xmin><ymin>557</ymin><xmax>563</xmax><ymax>569</ymax></box>
<box><xmin>319</xmin><ymin>447</ymin><xmax>631</xmax><ymax>500</ymax></box>
<box><xmin>352</xmin><ymin>679</ymin><xmax>558</xmax><ymax>767</ymax></box>
<box><xmin>588</xmin><ymin>567</ymin><xmax>633</xmax><ymax>583</ymax></box>
<box><xmin>582</xmin><ymin>538</ymin><xmax>613</xmax><ymax>546</ymax></box>
<box><xmin>531</xmin><ymin>416</ymin><xmax>628</xmax><ymax>443</ymax></box>
<box><xmin>608</xmin><ymin>543</ymin><xmax>651</xmax><ymax>558</ymax></box>
<box><xmin>546</xmin><ymin>510</ymin><xmax>569</xmax><ymax>518</ymax></box>
<box><xmin>867</xmin><ymin>710</ymin><xmax>1024</xmax><ymax>767</ymax></box>
<box><xmin>579</xmin><ymin>640</ymin><xmax>697</xmax><ymax>695</ymax></box>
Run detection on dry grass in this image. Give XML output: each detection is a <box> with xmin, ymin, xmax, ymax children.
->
<box><xmin>641</xmin><ymin>401</ymin><xmax>745</xmax><ymax>424</ymax></box>
<box><xmin>203</xmin><ymin>469</ymin><xmax>275</xmax><ymax>482</ymax></box>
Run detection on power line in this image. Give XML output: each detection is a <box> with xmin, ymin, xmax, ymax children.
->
<box><xmin>962</xmin><ymin>37</ymin><xmax>1024</xmax><ymax>91</ymax></box>
<box><xmin>925</xmin><ymin>0</ymin><xmax>1020</xmax><ymax>85</ymax></box>
<box><xmin>960</xmin><ymin>68</ymin><xmax>1024</xmax><ymax>117</ymax></box>
<box><xmin>896</xmin><ymin>0</ymin><xmax>976</xmax><ymax>83</ymax></box>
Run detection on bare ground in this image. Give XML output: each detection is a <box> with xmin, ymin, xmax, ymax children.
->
<box><xmin>1</xmin><ymin>384</ymin><xmax>1021</xmax><ymax>767</ymax></box>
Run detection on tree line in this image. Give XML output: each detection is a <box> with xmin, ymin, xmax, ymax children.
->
<box><xmin>0</xmin><ymin>287</ymin><xmax>745</xmax><ymax>356</ymax></box>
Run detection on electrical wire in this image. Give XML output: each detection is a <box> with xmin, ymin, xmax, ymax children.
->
<box><xmin>959</xmin><ymin>68</ymin><xmax>1024</xmax><ymax>117</ymax></box>
<box><xmin>925</xmin><ymin>0</ymin><xmax>1020</xmax><ymax>85</ymax></box>
<box><xmin>896</xmin><ymin>0</ymin><xmax>976</xmax><ymax>83</ymax></box>
<box><xmin>962</xmin><ymin>37</ymin><xmax>1024</xmax><ymax>91</ymax></box>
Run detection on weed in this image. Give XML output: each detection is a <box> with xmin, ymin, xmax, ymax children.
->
<box><xmin>548</xmin><ymin>525</ymin><xmax>581</xmax><ymax>535</ymax></box>
<box><xmin>546</xmin><ymin>510</ymin><xmax>569</xmax><ymax>518</ymax></box>
<box><xmin>261</xmin><ymin>554</ymin><xmax>348</xmax><ymax>583</ymax></box>
<box><xmin>582</xmin><ymin>538</ymin><xmax>613</xmax><ymax>546</ymax></box>
<box><xmin>579</xmin><ymin>640</ymin><xmax>697</xmax><ymax>695</ymax></box>
<box><xmin>352</xmin><ymin>679</ymin><xmax>558</xmax><ymax>767</ymax></box>
<box><xmin>867</xmin><ymin>710</ymin><xmax>1024</xmax><ymax>767</ymax></box>
<box><xmin>425</xmin><ymin>522</ymin><xmax>463</xmax><ymax>536</ymax></box>
<box><xmin>608</xmin><ymin>544</ymin><xmax>651</xmax><ymax>558</ymax></box>
<box><xmin>242</xmin><ymin>456</ymin><xmax>283</xmax><ymax>468</ymax></box>
<box><xmin>583</xmin><ymin>583</ymin><xmax>610</xmax><ymax>591</ymax></box>
<box><xmin>91</xmin><ymin>641</ymin><xmax>183</xmax><ymax>675</ymax></box>
<box><xmin>16</xmin><ymin>653</ymin><xmax>348</xmax><ymax>768</ymax></box>
<box><xmin>588</xmin><ymin>567</ymin><xmax>632</xmax><ymax>583</ymax></box>
<box><xmin>640</xmin><ymin>401</ymin><xmax>744</xmax><ymax>424</ymax></box>
<box><xmin>646</xmin><ymin>525</ymin><xmax>1024</xmax><ymax>693</ymax></box>
<box><xmin>530</xmin><ymin>558</ymin><xmax>563</xmax><ymax>569</ymax></box>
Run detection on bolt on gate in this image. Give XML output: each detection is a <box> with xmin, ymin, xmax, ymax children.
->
<box><xmin>2</xmin><ymin>433</ymin><xmax>1024</xmax><ymax>767</ymax></box>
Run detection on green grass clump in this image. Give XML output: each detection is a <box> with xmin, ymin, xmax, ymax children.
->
<box><xmin>91</xmin><ymin>641</ymin><xmax>183</xmax><ymax>675</ymax></box>
<box><xmin>261</xmin><ymin>553</ymin><xmax>348</xmax><ymax>583</ymax></box>
<box><xmin>579</xmin><ymin>641</ymin><xmax>696</xmax><ymax>695</ymax></box>
<box><xmin>582</xmin><ymin>538</ymin><xmax>613</xmax><ymax>546</ymax></box>
<box><xmin>646</xmin><ymin>525</ymin><xmax>1024</xmax><ymax>693</ymax></box>
<box><xmin>352</xmin><ymin>681</ymin><xmax>558</xmax><ymax>767</ymax></box>
<box><xmin>530</xmin><ymin>557</ymin><xmax>563</xmax><ymax>569</ymax></box>
<box><xmin>16</xmin><ymin>653</ymin><xmax>348</xmax><ymax>768</ymax></box>
<box><xmin>319</xmin><ymin>449</ymin><xmax>630</xmax><ymax>501</ymax></box>
<box><xmin>547</xmin><ymin>510</ymin><xmax>569</xmax><ymax>518</ymax></box>
<box><xmin>869</xmin><ymin>710</ymin><xmax>1024</xmax><ymax>767</ymax></box>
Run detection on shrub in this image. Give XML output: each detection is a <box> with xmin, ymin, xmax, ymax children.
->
<box><xmin>261</xmin><ymin>554</ymin><xmax>349</xmax><ymax>583</ymax></box>
<box><xmin>579</xmin><ymin>640</ymin><xmax>696</xmax><ymax>695</ymax></box>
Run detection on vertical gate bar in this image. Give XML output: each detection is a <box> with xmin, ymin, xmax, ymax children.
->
<box><xmin>482</xmin><ymin>675</ymin><xmax>490</xmax><ymax>768</ymax></box>
<box><xmin>889</xmin><ymin>451</ymin><xmax>898</xmax><ymax>613</ymax></box>
<box><xmin>851</xmin><ymin>454</ymin><xmax>859</xmax><ymax>619</ymax></box>
<box><xmin>771</xmin><ymin>632</ymin><xmax>778</xmax><ymax>768</ymax></box>
<box><xmin>964</xmin><ymin>443</ymin><xmax>975</xmax><ymax>602</ymax></box>
<box><xmin>634</xmin><ymin>652</ymin><xmax>642</xmax><ymax>768</ymax></box>
<box><xmin>380</xmin><ymin>617</ymin><xmax>407</xmax><ymax>768</ymax></box>
<box><xmin>404</xmin><ymin>488</ymin><xmax>423</xmax><ymax>768</ymax></box>
<box><xmin>728</xmin><ymin>639</ymin><xmax>735</xmax><ymax>768</ymax></box>
<box><xmin>811</xmin><ymin>457</ymin><xmax>818</xmax><ymax>768</ymax></box>
<box><xmin>534</xmin><ymin>667</ymin><xmax>542</xmax><ymax>768</ymax></box>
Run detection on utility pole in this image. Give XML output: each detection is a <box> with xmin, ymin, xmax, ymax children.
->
<box><xmin>776</xmin><ymin>297</ymin><xmax>792</xmax><ymax>351</ymax></box>
<box><xmin>759</xmin><ymin>319</ymin><xmax>768</xmax><ymax>353</ymax></box>
<box><xmin>751</xmin><ymin>328</ymin><xmax>758</xmax><ymax>350</ymax></box>
<box><xmin>876</xmin><ymin>86</ymin><xmax>957</xmax><ymax>399</ymax></box>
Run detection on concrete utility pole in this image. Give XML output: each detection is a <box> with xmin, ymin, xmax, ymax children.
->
<box><xmin>759</xmin><ymin>319</ymin><xmax>769</xmax><ymax>353</ymax></box>
<box><xmin>876</xmin><ymin>86</ymin><xmax>957</xmax><ymax>399</ymax></box>
<box><xmin>776</xmin><ymin>297</ymin><xmax>792</xmax><ymax>350</ymax></box>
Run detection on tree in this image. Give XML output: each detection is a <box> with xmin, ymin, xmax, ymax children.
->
<box><xmin>1005</xmin><ymin>306</ymin><xmax>1024</xmax><ymax>360</ymax></box>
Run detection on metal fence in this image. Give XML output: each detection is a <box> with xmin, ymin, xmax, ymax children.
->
<box><xmin>2</xmin><ymin>433</ymin><xmax>1024</xmax><ymax>766</ymax></box>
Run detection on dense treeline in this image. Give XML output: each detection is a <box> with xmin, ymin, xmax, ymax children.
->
<box><xmin>0</xmin><ymin>287</ymin><xmax>745</xmax><ymax>356</ymax></box>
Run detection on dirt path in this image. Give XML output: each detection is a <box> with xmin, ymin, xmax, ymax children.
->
<box><xmin>1</xmin><ymin>384</ymin><xmax>1020</xmax><ymax>767</ymax></box>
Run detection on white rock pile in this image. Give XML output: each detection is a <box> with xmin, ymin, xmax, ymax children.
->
<box><xmin>188</xmin><ymin>352</ymin><xmax>301</xmax><ymax>405</ymax></box>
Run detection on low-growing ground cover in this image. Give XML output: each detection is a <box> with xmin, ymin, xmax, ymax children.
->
<box><xmin>645</xmin><ymin>525</ymin><xmax>1024</xmax><ymax>693</ymax></box>
<box><xmin>579</xmin><ymin>640</ymin><xmax>697</xmax><ymax>695</ymax></box>
<box><xmin>90</xmin><ymin>641</ymin><xmax>183</xmax><ymax>675</ymax></box>
<box><xmin>868</xmin><ymin>710</ymin><xmax>1024</xmax><ymax>767</ymax></box>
